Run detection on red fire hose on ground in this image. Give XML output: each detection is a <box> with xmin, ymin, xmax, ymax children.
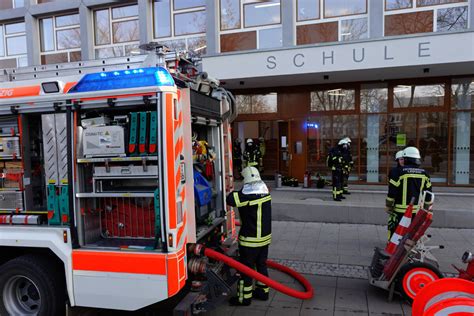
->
<box><xmin>202</xmin><ymin>247</ymin><xmax>314</xmax><ymax>300</ymax></box>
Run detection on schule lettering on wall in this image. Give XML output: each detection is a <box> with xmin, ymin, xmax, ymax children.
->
<box><xmin>265</xmin><ymin>42</ymin><xmax>432</xmax><ymax>70</ymax></box>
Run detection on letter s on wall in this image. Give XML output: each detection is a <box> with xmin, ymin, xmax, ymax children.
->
<box><xmin>266</xmin><ymin>56</ymin><xmax>277</xmax><ymax>69</ymax></box>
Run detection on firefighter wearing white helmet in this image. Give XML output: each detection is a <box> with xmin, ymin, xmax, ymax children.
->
<box><xmin>327</xmin><ymin>139</ymin><xmax>345</xmax><ymax>201</ymax></box>
<box><xmin>385</xmin><ymin>146</ymin><xmax>432</xmax><ymax>240</ymax></box>
<box><xmin>243</xmin><ymin>138</ymin><xmax>262</xmax><ymax>170</ymax></box>
<box><xmin>340</xmin><ymin>137</ymin><xmax>354</xmax><ymax>195</ymax></box>
<box><xmin>226</xmin><ymin>166</ymin><xmax>271</xmax><ymax>306</ymax></box>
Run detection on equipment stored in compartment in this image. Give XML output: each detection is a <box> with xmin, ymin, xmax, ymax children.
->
<box><xmin>83</xmin><ymin>126</ymin><xmax>125</xmax><ymax>158</ymax></box>
<box><xmin>0</xmin><ymin>137</ymin><xmax>20</xmax><ymax>158</ymax></box>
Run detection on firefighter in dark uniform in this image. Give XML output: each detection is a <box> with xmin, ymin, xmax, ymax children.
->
<box><xmin>243</xmin><ymin>138</ymin><xmax>262</xmax><ymax>170</ymax></box>
<box><xmin>386</xmin><ymin>147</ymin><xmax>433</xmax><ymax>239</ymax></box>
<box><xmin>327</xmin><ymin>139</ymin><xmax>346</xmax><ymax>201</ymax></box>
<box><xmin>341</xmin><ymin>137</ymin><xmax>354</xmax><ymax>195</ymax></box>
<box><xmin>226</xmin><ymin>166</ymin><xmax>271</xmax><ymax>306</ymax></box>
<box><xmin>233</xmin><ymin>138</ymin><xmax>243</xmax><ymax>179</ymax></box>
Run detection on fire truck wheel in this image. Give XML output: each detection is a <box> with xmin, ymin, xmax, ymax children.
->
<box><xmin>396</xmin><ymin>262</ymin><xmax>444</xmax><ymax>302</ymax></box>
<box><xmin>0</xmin><ymin>254</ymin><xmax>66</xmax><ymax>316</ymax></box>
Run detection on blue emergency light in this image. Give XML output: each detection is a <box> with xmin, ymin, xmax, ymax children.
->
<box><xmin>307</xmin><ymin>122</ymin><xmax>319</xmax><ymax>129</ymax></box>
<box><xmin>68</xmin><ymin>67</ymin><xmax>175</xmax><ymax>93</ymax></box>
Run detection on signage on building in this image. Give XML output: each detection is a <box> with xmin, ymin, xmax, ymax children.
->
<box><xmin>203</xmin><ymin>32</ymin><xmax>474</xmax><ymax>81</ymax></box>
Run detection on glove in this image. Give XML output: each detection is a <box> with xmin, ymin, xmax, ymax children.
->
<box><xmin>385</xmin><ymin>207</ymin><xmax>394</xmax><ymax>215</ymax></box>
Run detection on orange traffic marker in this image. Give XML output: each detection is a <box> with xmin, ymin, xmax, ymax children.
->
<box><xmin>385</xmin><ymin>205</ymin><xmax>413</xmax><ymax>255</ymax></box>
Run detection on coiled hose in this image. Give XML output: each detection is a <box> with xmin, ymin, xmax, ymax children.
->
<box><xmin>203</xmin><ymin>247</ymin><xmax>314</xmax><ymax>299</ymax></box>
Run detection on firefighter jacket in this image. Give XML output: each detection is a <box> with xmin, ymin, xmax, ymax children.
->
<box><xmin>326</xmin><ymin>146</ymin><xmax>344</xmax><ymax>171</ymax></box>
<box><xmin>341</xmin><ymin>147</ymin><xmax>354</xmax><ymax>173</ymax></box>
<box><xmin>386</xmin><ymin>164</ymin><xmax>433</xmax><ymax>214</ymax></box>
<box><xmin>243</xmin><ymin>145</ymin><xmax>262</xmax><ymax>167</ymax></box>
<box><xmin>226</xmin><ymin>190</ymin><xmax>271</xmax><ymax>248</ymax></box>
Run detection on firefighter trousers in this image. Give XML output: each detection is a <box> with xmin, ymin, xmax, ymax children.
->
<box><xmin>387</xmin><ymin>211</ymin><xmax>404</xmax><ymax>240</ymax></box>
<box><xmin>237</xmin><ymin>244</ymin><xmax>270</xmax><ymax>304</ymax></box>
<box><xmin>343</xmin><ymin>172</ymin><xmax>349</xmax><ymax>193</ymax></box>
<box><xmin>332</xmin><ymin>169</ymin><xmax>343</xmax><ymax>200</ymax></box>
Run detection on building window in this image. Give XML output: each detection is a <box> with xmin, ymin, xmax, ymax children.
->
<box><xmin>244</xmin><ymin>0</ymin><xmax>281</xmax><ymax>28</ymax></box>
<box><xmin>385</xmin><ymin>0</ymin><xmax>413</xmax><ymax>11</ymax></box>
<box><xmin>220</xmin><ymin>0</ymin><xmax>241</xmax><ymax>30</ymax></box>
<box><xmin>258</xmin><ymin>27</ymin><xmax>282</xmax><ymax>49</ymax></box>
<box><xmin>324</xmin><ymin>0</ymin><xmax>367</xmax><ymax>18</ymax></box>
<box><xmin>417</xmin><ymin>0</ymin><xmax>467</xmax><ymax>7</ymax></box>
<box><xmin>361</xmin><ymin>86</ymin><xmax>388</xmax><ymax>113</ymax></box>
<box><xmin>236</xmin><ymin>94</ymin><xmax>277</xmax><ymax>114</ymax></box>
<box><xmin>310</xmin><ymin>89</ymin><xmax>356</xmax><ymax>111</ymax></box>
<box><xmin>40</xmin><ymin>13</ymin><xmax>81</xmax><ymax>64</ymax></box>
<box><xmin>384</xmin><ymin>0</ymin><xmax>469</xmax><ymax>35</ymax></box>
<box><xmin>0</xmin><ymin>0</ymin><xmax>24</xmax><ymax>9</ymax></box>
<box><xmin>0</xmin><ymin>21</ymin><xmax>27</xmax><ymax>69</ymax></box>
<box><xmin>437</xmin><ymin>6</ymin><xmax>468</xmax><ymax>31</ymax></box>
<box><xmin>392</xmin><ymin>84</ymin><xmax>445</xmax><ymax>108</ymax></box>
<box><xmin>94</xmin><ymin>5</ymin><xmax>139</xmax><ymax>59</ymax></box>
<box><xmin>153</xmin><ymin>0</ymin><xmax>206</xmax><ymax>55</ymax></box>
<box><xmin>340</xmin><ymin>17</ymin><xmax>368</xmax><ymax>41</ymax></box>
<box><xmin>297</xmin><ymin>0</ymin><xmax>320</xmax><ymax>21</ymax></box>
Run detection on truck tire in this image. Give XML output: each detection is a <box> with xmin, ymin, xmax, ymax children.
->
<box><xmin>0</xmin><ymin>254</ymin><xmax>65</xmax><ymax>316</ymax></box>
<box><xmin>396</xmin><ymin>262</ymin><xmax>444</xmax><ymax>302</ymax></box>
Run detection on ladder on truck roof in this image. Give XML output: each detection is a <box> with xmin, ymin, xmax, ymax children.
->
<box><xmin>0</xmin><ymin>44</ymin><xmax>199</xmax><ymax>83</ymax></box>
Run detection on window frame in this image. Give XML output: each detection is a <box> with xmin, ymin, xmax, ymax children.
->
<box><xmin>93</xmin><ymin>4</ymin><xmax>140</xmax><ymax>59</ymax></box>
<box><xmin>219</xmin><ymin>0</ymin><xmax>242</xmax><ymax>31</ymax></box>
<box><xmin>39</xmin><ymin>13</ymin><xmax>81</xmax><ymax>64</ymax></box>
<box><xmin>322</xmin><ymin>0</ymin><xmax>368</xmax><ymax>19</ymax></box>
<box><xmin>296</xmin><ymin>0</ymin><xmax>321</xmax><ymax>22</ymax></box>
<box><xmin>0</xmin><ymin>21</ymin><xmax>27</xmax><ymax>67</ymax></box>
<box><xmin>243</xmin><ymin>0</ymin><xmax>282</xmax><ymax>28</ymax></box>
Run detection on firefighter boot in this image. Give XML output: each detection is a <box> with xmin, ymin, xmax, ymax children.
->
<box><xmin>254</xmin><ymin>282</ymin><xmax>269</xmax><ymax>301</ymax></box>
<box><xmin>230</xmin><ymin>280</ymin><xmax>252</xmax><ymax>306</ymax></box>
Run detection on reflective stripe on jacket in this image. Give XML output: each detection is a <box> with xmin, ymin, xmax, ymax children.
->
<box><xmin>226</xmin><ymin>191</ymin><xmax>272</xmax><ymax>247</ymax></box>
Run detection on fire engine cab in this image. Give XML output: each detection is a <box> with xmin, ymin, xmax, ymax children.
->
<box><xmin>0</xmin><ymin>44</ymin><xmax>238</xmax><ymax>315</ymax></box>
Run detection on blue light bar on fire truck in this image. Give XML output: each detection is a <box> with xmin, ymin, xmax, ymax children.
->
<box><xmin>68</xmin><ymin>67</ymin><xmax>175</xmax><ymax>93</ymax></box>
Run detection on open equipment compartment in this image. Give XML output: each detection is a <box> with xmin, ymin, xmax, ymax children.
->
<box><xmin>75</xmin><ymin>100</ymin><xmax>163</xmax><ymax>250</ymax></box>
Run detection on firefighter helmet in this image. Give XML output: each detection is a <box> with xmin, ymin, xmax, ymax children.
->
<box><xmin>338</xmin><ymin>138</ymin><xmax>349</xmax><ymax>146</ymax></box>
<box><xmin>403</xmin><ymin>147</ymin><xmax>421</xmax><ymax>159</ymax></box>
<box><xmin>344</xmin><ymin>137</ymin><xmax>352</xmax><ymax>143</ymax></box>
<box><xmin>246</xmin><ymin>138</ymin><xmax>253</xmax><ymax>145</ymax></box>
<box><xmin>395</xmin><ymin>150</ymin><xmax>404</xmax><ymax>161</ymax></box>
<box><xmin>241</xmin><ymin>166</ymin><xmax>261</xmax><ymax>184</ymax></box>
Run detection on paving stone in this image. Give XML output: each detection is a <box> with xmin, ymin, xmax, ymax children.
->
<box><xmin>367</xmin><ymin>286</ymin><xmax>404</xmax><ymax>316</ymax></box>
<box><xmin>335</xmin><ymin>288</ymin><xmax>368</xmax><ymax>313</ymax></box>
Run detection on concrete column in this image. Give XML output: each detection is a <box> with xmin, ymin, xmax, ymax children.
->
<box><xmin>79</xmin><ymin>3</ymin><xmax>94</xmax><ymax>60</ymax></box>
<box><xmin>205</xmin><ymin>0</ymin><xmax>219</xmax><ymax>55</ymax></box>
<box><xmin>138</xmin><ymin>0</ymin><xmax>152</xmax><ymax>46</ymax></box>
<box><xmin>368</xmin><ymin>0</ymin><xmax>384</xmax><ymax>38</ymax></box>
<box><xmin>25</xmin><ymin>13</ymin><xmax>40</xmax><ymax>66</ymax></box>
<box><xmin>470</xmin><ymin>0</ymin><xmax>474</xmax><ymax>30</ymax></box>
<box><xmin>281</xmin><ymin>0</ymin><xmax>296</xmax><ymax>47</ymax></box>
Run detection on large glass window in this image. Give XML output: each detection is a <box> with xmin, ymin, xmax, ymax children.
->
<box><xmin>361</xmin><ymin>86</ymin><xmax>388</xmax><ymax>113</ymax></box>
<box><xmin>94</xmin><ymin>5</ymin><xmax>139</xmax><ymax>59</ymax></box>
<box><xmin>324</xmin><ymin>0</ymin><xmax>367</xmax><ymax>18</ymax></box>
<box><xmin>220</xmin><ymin>0</ymin><xmax>241</xmax><ymax>30</ymax></box>
<box><xmin>297</xmin><ymin>0</ymin><xmax>320</xmax><ymax>21</ymax></box>
<box><xmin>244</xmin><ymin>0</ymin><xmax>281</xmax><ymax>27</ymax></box>
<box><xmin>0</xmin><ymin>21</ymin><xmax>27</xmax><ymax>69</ymax></box>
<box><xmin>40</xmin><ymin>13</ymin><xmax>81</xmax><ymax>64</ymax></box>
<box><xmin>360</xmin><ymin>114</ymin><xmax>389</xmax><ymax>183</ymax></box>
<box><xmin>0</xmin><ymin>0</ymin><xmax>24</xmax><ymax>9</ymax></box>
<box><xmin>174</xmin><ymin>10</ymin><xmax>206</xmax><ymax>35</ymax></box>
<box><xmin>417</xmin><ymin>0</ymin><xmax>467</xmax><ymax>6</ymax></box>
<box><xmin>385</xmin><ymin>0</ymin><xmax>413</xmax><ymax>10</ymax></box>
<box><xmin>451</xmin><ymin>79</ymin><xmax>473</xmax><ymax>185</ymax></box>
<box><xmin>393</xmin><ymin>84</ymin><xmax>445</xmax><ymax>108</ymax></box>
<box><xmin>340</xmin><ymin>18</ymin><xmax>368</xmax><ymax>41</ymax></box>
<box><xmin>153</xmin><ymin>0</ymin><xmax>206</xmax><ymax>56</ymax></box>
<box><xmin>437</xmin><ymin>6</ymin><xmax>468</xmax><ymax>31</ymax></box>
<box><xmin>236</xmin><ymin>93</ymin><xmax>278</xmax><ymax>114</ymax></box>
<box><xmin>310</xmin><ymin>89</ymin><xmax>356</xmax><ymax>111</ymax></box>
<box><xmin>419</xmin><ymin>112</ymin><xmax>448</xmax><ymax>182</ymax></box>
<box><xmin>258</xmin><ymin>27</ymin><xmax>282</xmax><ymax>49</ymax></box>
